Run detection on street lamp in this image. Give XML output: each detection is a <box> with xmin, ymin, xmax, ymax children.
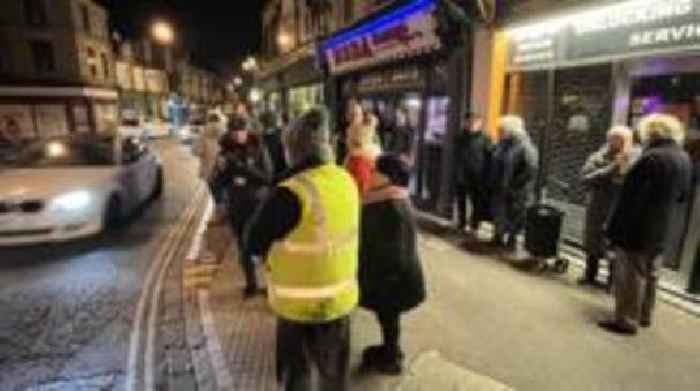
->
<box><xmin>249</xmin><ymin>88</ymin><xmax>262</xmax><ymax>104</ymax></box>
<box><xmin>277</xmin><ymin>31</ymin><xmax>293</xmax><ymax>52</ymax></box>
<box><xmin>242</xmin><ymin>56</ymin><xmax>258</xmax><ymax>72</ymax></box>
<box><xmin>151</xmin><ymin>20</ymin><xmax>175</xmax><ymax>45</ymax></box>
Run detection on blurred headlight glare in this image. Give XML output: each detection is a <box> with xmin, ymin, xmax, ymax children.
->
<box><xmin>52</xmin><ymin>191</ymin><xmax>92</xmax><ymax>211</ymax></box>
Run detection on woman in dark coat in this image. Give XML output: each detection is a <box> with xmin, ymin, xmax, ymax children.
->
<box><xmin>490</xmin><ymin>115</ymin><xmax>539</xmax><ymax>252</ymax></box>
<box><xmin>358</xmin><ymin>154</ymin><xmax>426</xmax><ymax>375</ymax></box>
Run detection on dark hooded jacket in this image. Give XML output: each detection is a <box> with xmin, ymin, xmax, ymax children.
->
<box><xmin>359</xmin><ymin>185</ymin><xmax>425</xmax><ymax>313</ymax></box>
<box><xmin>454</xmin><ymin>130</ymin><xmax>493</xmax><ymax>187</ymax></box>
<box><xmin>210</xmin><ymin>133</ymin><xmax>273</xmax><ymax>212</ymax></box>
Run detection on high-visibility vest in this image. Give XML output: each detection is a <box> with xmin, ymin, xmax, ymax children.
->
<box><xmin>267</xmin><ymin>164</ymin><xmax>360</xmax><ymax>323</ymax></box>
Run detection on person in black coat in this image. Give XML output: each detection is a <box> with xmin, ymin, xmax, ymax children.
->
<box><xmin>259</xmin><ymin>110</ymin><xmax>289</xmax><ymax>179</ymax></box>
<box><xmin>210</xmin><ymin>114</ymin><xmax>273</xmax><ymax>297</ymax></box>
<box><xmin>454</xmin><ymin>111</ymin><xmax>493</xmax><ymax>233</ymax></box>
<box><xmin>358</xmin><ymin>154</ymin><xmax>426</xmax><ymax>375</ymax></box>
<box><xmin>381</xmin><ymin>107</ymin><xmax>414</xmax><ymax>161</ymax></box>
<box><xmin>601</xmin><ymin>114</ymin><xmax>692</xmax><ymax>335</ymax></box>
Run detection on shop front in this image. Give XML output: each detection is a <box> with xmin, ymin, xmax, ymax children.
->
<box><xmin>258</xmin><ymin>48</ymin><xmax>324</xmax><ymax>122</ymax></box>
<box><xmin>501</xmin><ymin>0</ymin><xmax>700</xmax><ymax>292</ymax></box>
<box><xmin>320</xmin><ymin>0</ymin><xmax>460</xmax><ymax>213</ymax></box>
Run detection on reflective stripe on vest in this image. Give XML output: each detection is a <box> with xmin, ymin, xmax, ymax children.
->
<box><xmin>270</xmin><ymin>278</ymin><xmax>355</xmax><ymax>300</ymax></box>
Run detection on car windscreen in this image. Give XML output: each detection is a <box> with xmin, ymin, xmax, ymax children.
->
<box><xmin>14</xmin><ymin>139</ymin><xmax>115</xmax><ymax>168</ymax></box>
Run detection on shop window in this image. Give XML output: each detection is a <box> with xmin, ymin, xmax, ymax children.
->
<box><xmin>550</xmin><ymin>65</ymin><xmax>612</xmax><ymax>206</ymax></box>
<box><xmin>80</xmin><ymin>4</ymin><xmax>91</xmax><ymax>33</ymax></box>
<box><xmin>29</xmin><ymin>40</ymin><xmax>55</xmax><ymax>73</ymax></box>
<box><xmin>504</xmin><ymin>66</ymin><xmax>613</xmax><ymax>242</ymax></box>
<box><xmin>24</xmin><ymin>0</ymin><xmax>47</xmax><ymax>26</ymax></box>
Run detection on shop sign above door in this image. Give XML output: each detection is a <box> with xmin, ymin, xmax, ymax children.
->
<box><xmin>321</xmin><ymin>0</ymin><xmax>442</xmax><ymax>75</ymax></box>
<box><xmin>507</xmin><ymin>0</ymin><xmax>700</xmax><ymax>70</ymax></box>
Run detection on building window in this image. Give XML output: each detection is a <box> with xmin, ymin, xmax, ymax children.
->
<box><xmin>101</xmin><ymin>53</ymin><xmax>109</xmax><ymax>78</ymax></box>
<box><xmin>24</xmin><ymin>0</ymin><xmax>48</xmax><ymax>26</ymax></box>
<box><xmin>29</xmin><ymin>40</ymin><xmax>55</xmax><ymax>73</ymax></box>
<box><xmin>80</xmin><ymin>4</ymin><xmax>91</xmax><ymax>33</ymax></box>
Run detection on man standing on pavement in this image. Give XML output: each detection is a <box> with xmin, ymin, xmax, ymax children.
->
<box><xmin>454</xmin><ymin>112</ymin><xmax>493</xmax><ymax>234</ymax></box>
<box><xmin>579</xmin><ymin>126</ymin><xmax>639</xmax><ymax>288</ymax></box>
<box><xmin>601</xmin><ymin>114</ymin><xmax>691</xmax><ymax>335</ymax></box>
<box><xmin>211</xmin><ymin>114</ymin><xmax>273</xmax><ymax>298</ymax></box>
<box><xmin>246</xmin><ymin>107</ymin><xmax>360</xmax><ymax>390</ymax></box>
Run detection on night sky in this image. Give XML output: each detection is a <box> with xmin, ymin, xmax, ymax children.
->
<box><xmin>98</xmin><ymin>0</ymin><xmax>264</xmax><ymax>70</ymax></box>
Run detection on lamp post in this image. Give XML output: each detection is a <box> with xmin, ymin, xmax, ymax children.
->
<box><xmin>150</xmin><ymin>20</ymin><xmax>176</xmax><ymax>135</ymax></box>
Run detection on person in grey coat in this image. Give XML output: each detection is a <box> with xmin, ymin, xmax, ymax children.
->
<box><xmin>490</xmin><ymin>115</ymin><xmax>539</xmax><ymax>252</ymax></box>
<box><xmin>580</xmin><ymin>126</ymin><xmax>640</xmax><ymax>287</ymax></box>
<box><xmin>601</xmin><ymin>114</ymin><xmax>692</xmax><ymax>335</ymax></box>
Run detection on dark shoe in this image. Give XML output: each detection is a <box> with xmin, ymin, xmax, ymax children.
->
<box><xmin>578</xmin><ymin>276</ymin><xmax>597</xmax><ymax>286</ymax></box>
<box><xmin>374</xmin><ymin>348</ymin><xmax>404</xmax><ymax>376</ymax></box>
<box><xmin>598</xmin><ymin>320</ymin><xmax>637</xmax><ymax>335</ymax></box>
<box><xmin>360</xmin><ymin>345</ymin><xmax>384</xmax><ymax>370</ymax></box>
<box><xmin>242</xmin><ymin>286</ymin><xmax>259</xmax><ymax>299</ymax></box>
<box><xmin>491</xmin><ymin>236</ymin><xmax>504</xmax><ymax>248</ymax></box>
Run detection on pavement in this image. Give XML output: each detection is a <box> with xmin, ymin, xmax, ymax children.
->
<box><xmin>177</xmin><ymin>209</ymin><xmax>700</xmax><ymax>391</ymax></box>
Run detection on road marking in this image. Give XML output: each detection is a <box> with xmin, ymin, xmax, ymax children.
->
<box><xmin>186</xmin><ymin>195</ymin><xmax>214</xmax><ymax>262</ymax></box>
<box><xmin>184</xmin><ymin>195</ymin><xmax>237</xmax><ymax>391</ymax></box>
<box><xmin>145</xmin><ymin>186</ymin><xmax>204</xmax><ymax>391</ymax></box>
<box><xmin>198</xmin><ymin>289</ymin><xmax>235</xmax><ymax>390</ymax></box>
<box><xmin>125</xmin><ymin>184</ymin><xmax>204</xmax><ymax>391</ymax></box>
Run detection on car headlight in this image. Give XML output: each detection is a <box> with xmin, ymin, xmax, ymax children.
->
<box><xmin>52</xmin><ymin>191</ymin><xmax>93</xmax><ymax>211</ymax></box>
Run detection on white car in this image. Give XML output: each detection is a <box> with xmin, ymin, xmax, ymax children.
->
<box><xmin>0</xmin><ymin>135</ymin><xmax>163</xmax><ymax>245</ymax></box>
<box><xmin>145</xmin><ymin>121</ymin><xmax>171</xmax><ymax>139</ymax></box>
<box><xmin>117</xmin><ymin>117</ymin><xmax>148</xmax><ymax>139</ymax></box>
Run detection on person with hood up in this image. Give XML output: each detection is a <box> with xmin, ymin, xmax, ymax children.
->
<box><xmin>579</xmin><ymin>126</ymin><xmax>640</xmax><ymax>288</ymax></box>
<box><xmin>489</xmin><ymin>115</ymin><xmax>539</xmax><ymax>252</ymax></box>
<box><xmin>345</xmin><ymin>101</ymin><xmax>382</xmax><ymax>195</ymax></box>
<box><xmin>245</xmin><ymin>107</ymin><xmax>360</xmax><ymax>391</ymax></box>
<box><xmin>358</xmin><ymin>153</ymin><xmax>426</xmax><ymax>375</ymax></box>
<box><xmin>601</xmin><ymin>113</ymin><xmax>692</xmax><ymax>335</ymax></box>
<box><xmin>210</xmin><ymin>113</ymin><xmax>273</xmax><ymax>298</ymax></box>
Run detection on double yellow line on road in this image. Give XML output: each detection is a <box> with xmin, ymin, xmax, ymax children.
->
<box><xmin>126</xmin><ymin>184</ymin><xmax>206</xmax><ymax>391</ymax></box>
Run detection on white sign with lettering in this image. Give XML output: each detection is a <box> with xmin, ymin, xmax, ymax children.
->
<box><xmin>324</xmin><ymin>3</ymin><xmax>441</xmax><ymax>75</ymax></box>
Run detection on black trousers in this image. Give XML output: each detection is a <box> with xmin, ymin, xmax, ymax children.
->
<box><xmin>276</xmin><ymin>317</ymin><xmax>350</xmax><ymax>391</ymax></box>
<box><xmin>229</xmin><ymin>198</ymin><xmax>259</xmax><ymax>290</ymax></box>
<box><xmin>376</xmin><ymin>311</ymin><xmax>401</xmax><ymax>353</ymax></box>
<box><xmin>455</xmin><ymin>183</ymin><xmax>487</xmax><ymax>230</ymax></box>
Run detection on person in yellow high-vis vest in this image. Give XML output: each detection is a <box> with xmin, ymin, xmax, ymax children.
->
<box><xmin>245</xmin><ymin>107</ymin><xmax>359</xmax><ymax>391</ymax></box>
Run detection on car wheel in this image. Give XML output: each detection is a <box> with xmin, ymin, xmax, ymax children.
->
<box><xmin>151</xmin><ymin>168</ymin><xmax>164</xmax><ymax>200</ymax></box>
<box><xmin>104</xmin><ymin>195</ymin><xmax>124</xmax><ymax>231</ymax></box>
